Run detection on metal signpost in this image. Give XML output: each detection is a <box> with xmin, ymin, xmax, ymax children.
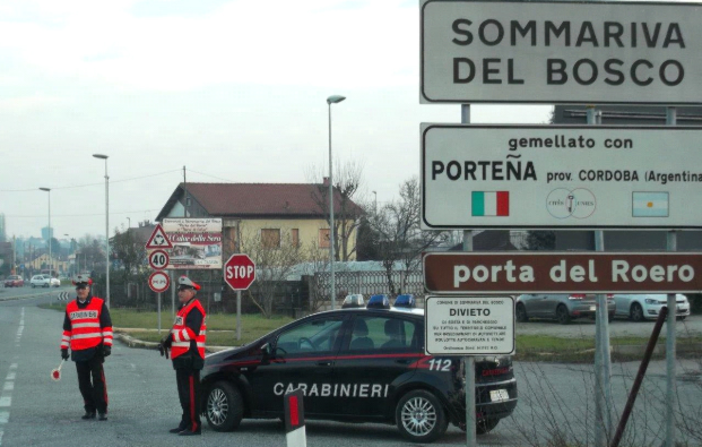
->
<box><xmin>421</xmin><ymin>0</ymin><xmax>702</xmax><ymax>105</ymax></box>
<box><xmin>421</xmin><ymin>125</ymin><xmax>702</xmax><ymax>229</ymax></box>
<box><xmin>423</xmin><ymin>252</ymin><xmax>702</xmax><ymax>294</ymax></box>
<box><xmin>419</xmin><ymin>2</ymin><xmax>702</xmax><ymax>446</ymax></box>
<box><xmin>425</xmin><ymin>296</ymin><xmax>515</xmax><ymax>356</ymax></box>
<box><xmin>223</xmin><ymin>253</ymin><xmax>256</xmax><ymax>342</ymax></box>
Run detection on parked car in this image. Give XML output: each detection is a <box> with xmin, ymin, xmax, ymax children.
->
<box><xmin>516</xmin><ymin>293</ymin><xmax>615</xmax><ymax>324</ymax></box>
<box><xmin>30</xmin><ymin>275</ymin><xmax>60</xmax><ymax>288</ymax></box>
<box><xmin>3</xmin><ymin>275</ymin><xmax>24</xmax><ymax>288</ymax></box>
<box><xmin>341</xmin><ymin>294</ymin><xmax>365</xmax><ymax>309</ymax></box>
<box><xmin>393</xmin><ymin>294</ymin><xmax>416</xmax><ymax>309</ymax></box>
<box><xmin>367</xmin><ymin>294</ymin><xmax>390</xmax><ymax>309</ymax></box>
<box><xmin>612</xmin><ymin>293</ymin><xmax>691</xmax><ymax>322</ymax></box>
<box><xmin>200</xmin><ymin>307</ymin><xmax>518</xmax><ymax>443</ymax></box>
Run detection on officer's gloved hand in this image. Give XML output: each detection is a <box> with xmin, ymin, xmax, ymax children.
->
<box><xmin>161</xmin><ymin>334</ymin><xmax>172</xmax><ymax>348</ymax></box>
<box><xmin>61</xmin><ymin>349</ymin><xmax>69</xmax><ymax>361</ymax></box>
<box><xmin>103</xmin><ymin>345</ymin><xmax>111</xmax><ymax>357</ymax></box>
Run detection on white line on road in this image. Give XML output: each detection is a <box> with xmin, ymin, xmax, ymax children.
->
<box><xmin>8</xmin><ymin>366</ymin><xmax>16</xmax><ymax>371</ymax></box>
<box><xmin>1</xmin><ymin>384</ymin><xmax>12</xmax><ymax>392</ymax></box>
<box><xmin>4</xmin><ymin>374</ymin><xmax>13</xmax><ymax>382</ymax></box>
<box><xmin>0</xmin><ymin>412</ymin><xmax>7</xmax><ymax>423</ymax></box>
<box><xmin>0</xmin><ymin>398</ymin><xmax>10</xmax><ymax>407</ymax></box>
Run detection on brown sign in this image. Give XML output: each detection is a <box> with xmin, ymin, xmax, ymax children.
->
<box><xmin>424</xmin><ymin>252</ymin><xmax>702</xmax><ymax>294</ymax></box>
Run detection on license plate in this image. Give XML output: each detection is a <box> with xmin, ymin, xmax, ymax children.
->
<box><xmin>490</xmin><ymin>389</ymin><xmax>509</xmax><ymax>402</ymax></box>
<box><xmin>590</xmin><ymin>306</ymin><xmax>596</xmax><ymax>311</ymax></box>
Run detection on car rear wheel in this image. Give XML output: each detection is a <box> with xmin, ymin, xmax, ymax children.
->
<box><xmin>205</xmin><ymin>381</ymin><xmax>244</xmax><ymax>432</ymax></box>
<box><xmin>556</xmin><ymin>305</ymin><xmax>571</xmax><ymax>325</ymax></box>
<box><xmin>515</xmin><ymin>304</ymin><xmax>529</xmax><ymax>323</ymax></box>
<box><xmin>476</xmin><ymin>418</ymin><xmax>500</xmax><ymax>434</ymax></box>
<box><xmin>396</xmin><ymin>390</ymin><xmax>447</xmax><ymax>443</ymax></box>
<box><xmin>630</xmin><ymin>303</ymin><xmax>644</xmax><ymax>322</ymax></box>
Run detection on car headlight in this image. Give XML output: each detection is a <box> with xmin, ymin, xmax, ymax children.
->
<box><xmin>645</xmin><ymin>299</ymin><xmax>664</xmax><ymax>305</ymax></box>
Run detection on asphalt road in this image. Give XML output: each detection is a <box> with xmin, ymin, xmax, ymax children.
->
<box><xmin>0</xmin><ymin>289</ymin><xmax>700</xmax><ymax>447</ymax></box>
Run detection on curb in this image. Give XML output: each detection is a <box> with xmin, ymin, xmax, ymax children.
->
<box><xmin>114</xmin><ymin>333</ymin><xmax>233</xmax><ymax>353</ymax></box>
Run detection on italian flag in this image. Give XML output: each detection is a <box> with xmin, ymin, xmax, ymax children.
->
<box><xmin>472</xmin><ymin>191</ymin><xmax>509</xmax><ymax>216</ymax></box>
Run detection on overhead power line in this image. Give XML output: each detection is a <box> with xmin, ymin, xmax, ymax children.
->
<box><xmin>0</xmin><ymin>169</ymin><xmax>181</xmax><ymax>192</ymax></box>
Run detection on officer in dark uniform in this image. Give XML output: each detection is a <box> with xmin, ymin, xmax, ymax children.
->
<box><xmin>159</xmin><ymin>275</ymin><xmax>207</xmax><ymax>436</ymax></box>
<box><xmin>60</xmin><ymin>275</ymin><xmax>113</xmax><ymax>421</ymax></box>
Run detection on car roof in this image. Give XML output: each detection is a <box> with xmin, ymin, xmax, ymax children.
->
<box><xmin>314</xmin><ymin>307</ymin><xmax>424</xmax><ymax>318</ymax></box>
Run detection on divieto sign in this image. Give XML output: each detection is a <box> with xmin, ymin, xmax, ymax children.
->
<box><xmin>421</xmin><ymin>125</ymin><xmax>702</xmax><ymax>229</ymax></box>
<box><xmin>423</xmin><ymin>252</ymin><xmax>702</xmax><ymax>294</ymax></box>
<box><xmin>420</xmin><ymin>0</ymin><xmax>702</xmax><ymax>104</ymax></box>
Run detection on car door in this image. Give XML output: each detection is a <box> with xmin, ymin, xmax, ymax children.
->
<box><xmin>245</xmin><ymin>314</ymin><xmax>347</xmax><ymax>417</ymax></box>
<box><xmin>331</xmin><ymin>313</ymin><xmax>423</xmax><ymax>419</ymax></box>
<box><xmin>520</xmin><ymin>294</ymin><xmax>546</xmax><ymax>317</ymax></box>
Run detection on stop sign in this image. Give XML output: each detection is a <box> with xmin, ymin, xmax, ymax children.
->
<box><xmin>224</xmin><ymin>254</ymin><xmax>256</xmax><ymax>291</ymax></box>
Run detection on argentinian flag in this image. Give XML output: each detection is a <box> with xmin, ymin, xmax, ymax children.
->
<box><xmin>632</xmin><ymin>192</ymin><xmax>669</xmax><ymax>217</ymax></box>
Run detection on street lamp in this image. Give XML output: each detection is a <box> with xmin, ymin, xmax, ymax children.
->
<box><xmin>126</xmin><ymin>217</ymin><xmax>131</xmax><ymax>229</ymax></box>
<box><xmin>326</xmin><ymin>94</ymin><xmax>346</xmax><ymax>310</ymax></box>
<box><xmin>93</xmin><ymin>153</ymin><xmax>110</xmax><ymax>307</ymax></box>
<box><xmin>372</xmin><ymin>191</ymin><xmax>377</xmax><ymax>213</ymax></box>
<box><xmin>39</xmin><ymin>187</ymin><xmax>51</xmax><ymax>277</ymax></box>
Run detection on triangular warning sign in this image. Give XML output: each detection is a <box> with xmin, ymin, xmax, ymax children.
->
<box><xmin>145</xmin><ymin>224</ymin><xmax>173</xmax><ymax>249</ymax></box>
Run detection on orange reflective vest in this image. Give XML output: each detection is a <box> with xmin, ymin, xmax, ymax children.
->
<box><xmin>170</xmin><ymin>299</ymin><xmax>206</xmax><ymax>360</ymax></box>
<box><xmin>61</xmin><ymin>297</ymin><xmax>113</xmax><ymax>351</ymax></box>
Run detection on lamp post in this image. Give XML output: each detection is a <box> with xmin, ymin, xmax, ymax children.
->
<box><xmin>126</xmin><ymin>217</ymin><xmax>131</xmax><ymax>229</ymax></box>
<box><xmin>93</xmin><ymin>154</ymin><xmax>110</xmax><ymax>307</ymax></box>
<box><xmin>326</xmin><ymin>94</ymin><xmax>346</xmax><ymax>310</ymax></box>
<box><xmin>39</xmin><ymin>187</ymin><xmax>51</xmax><ymax>277</ymax></box>
<box><xmin>372</xmin><ymin>191</ymin><xmax>377</xmax><ymax>213</ymax></box>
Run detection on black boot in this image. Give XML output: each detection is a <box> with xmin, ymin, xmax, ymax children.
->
<box><xmin>169</xmin><ymin>426</ymin><xmax>186</xmax><ymax>434</ymax></box>
<box><xmin>81</xmin><ymin>411</ymin><xmax>96</xmax><ymax>420</ymax></box>
<box><xmin>98</xmin><ymin>413</ymin><xmax>107</xmax><ymax>421</ymax></box>
<box><xmin>178</xmin><ymin>428</ymin><xmax>201</xmax><ymax>436</ymax></box>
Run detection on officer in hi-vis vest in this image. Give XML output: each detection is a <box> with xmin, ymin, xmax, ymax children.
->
<box><xmin>158</xmin><ymin>275</ymin><xmax>207</xmax><ymax>436</ymax></box>
<box><xmin>60</xmin><ymin>275</ymin><xmax>113</xmax><ymax>421</ymax></box>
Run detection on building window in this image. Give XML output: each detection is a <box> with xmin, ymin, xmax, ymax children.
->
<box><xmin>319</xmin><ymin>229</ymin><xmax>330</xmax><ymax>249</ymax></box>
<box><xmin>291</xmin><ymin>229</ymin><xmax>299</xmax><ymax>248</ymax></box>
<box><xmin>261</xmin><ymin>229</ymin><xmax>281</xmax><ymax>249</ymax></box>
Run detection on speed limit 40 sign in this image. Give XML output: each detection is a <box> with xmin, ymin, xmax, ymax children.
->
<box><xmin>148</xmin><ymin>249</ymin><xmax>170</xmax><ymax>270</ymax></box>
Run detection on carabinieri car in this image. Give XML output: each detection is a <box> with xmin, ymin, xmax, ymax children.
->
<box><xmin>200</xmin><ymin>307</ymin><xmax>518</xmax><ymax>443</ymax></box>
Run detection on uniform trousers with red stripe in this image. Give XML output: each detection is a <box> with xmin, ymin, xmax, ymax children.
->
<box><xmin>176</xmin><ymin>368</ymin><xmax>201</xmax><ymax>432</ymax></box>
<box><xmin>76</xmin><ymin>356</ymin><xmax>108</xmax><ymax>414</ymax></box>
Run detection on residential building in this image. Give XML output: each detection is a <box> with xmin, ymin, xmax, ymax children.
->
<box><xmin>155</xmin><ymin>182</ymin><xmax>363</xmax><ymax>261</ymax></box>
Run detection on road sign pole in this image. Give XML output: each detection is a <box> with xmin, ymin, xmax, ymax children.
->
<box><xmin>461</xmin><ymin>104</ymin><xmax>477</xmax><ymax>447</ymax></box>
<box><xmin>236</xmin><ymin>221</ymin><xmax>242</xmax><ymax>342</ymax></box>
<box><xmin>158</xmin><ymin>292</ymin><xmax>162</xmax><ymax>335</ymax></box>
<box><xmin>665</xmin><ymin>107</ymin><xmax>678</xmax><ymax>447</ymax></box>
<box><xmin>588</xmin><ymin>106</ymin><xmax>612</xmax><ymax>447</ymax></box>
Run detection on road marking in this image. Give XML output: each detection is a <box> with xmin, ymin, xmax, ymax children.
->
<box><xmin>1</xmin><ymin>384</ymin><xmax>11</xmax><ymax>393</ymax></box>
<box><xmin>8</xmin><ymin>366</ymin><xmax>15</xmax><ymax>371</ymax></box>
<box><xmin>0</xmin><ymin>412</ymin><xmax>7</xmax><ymax>423</ymax></box>
<box><xmin>0</xmin><ymin>398</ymin><xmax>8</xmax><ymax>408</ymax></box>
<box><xmin>4</xmin><ymin>374</ymin><xmax>13</xmax><ymax>382</ymax></box>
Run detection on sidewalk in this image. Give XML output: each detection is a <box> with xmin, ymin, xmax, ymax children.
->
<box><xmin>114</xmin><ymin>328</ymin><xmax>233</xmax><ymax>353</ymax></box>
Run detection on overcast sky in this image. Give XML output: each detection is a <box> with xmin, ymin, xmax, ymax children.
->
<box><xmin>0</xmin><ymin>0</ymin><xmax>551</xmax><ymax>240</ymax></box>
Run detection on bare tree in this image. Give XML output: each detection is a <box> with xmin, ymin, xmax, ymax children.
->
<box><xmin>307</xmin><ymin>159</ymin><xmax>366</xmax><ymax>261</ymax></box>
<box><xmin>369</xmin><ymin>177</ymin><xmax>449</xmax><ymax>295</ymax></box>
<box><xmin>112</xmin><ymin>227</ymin><xmax>146</xmax><ymax>275</ymax></box>
<box><xmin>240</xmin><ymin>228</ymin><xmax>304</xmax><ymax>318</ymax></box>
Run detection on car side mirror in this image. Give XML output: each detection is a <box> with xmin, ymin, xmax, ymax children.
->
<box><xmin>261</xmin><ymin>342</ymin><xmax>274</xmax><ymax>358</ymax></box>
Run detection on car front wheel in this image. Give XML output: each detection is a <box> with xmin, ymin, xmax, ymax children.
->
<box><xmin>205</xmin><ymin>381</ymin><xmax>243</xmax><ymax>432</ymax></box>
<box><xmin>396</xmin><ymin>390</ymin><xmax>447</xmax><ymax>443</ymax></box>
<box><xmin>630</xmin><ymin>303</ymin><xmax>644</xmax><ymax>322</ymax></box>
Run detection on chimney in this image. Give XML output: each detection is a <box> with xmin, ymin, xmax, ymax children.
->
<box><xmin>322</xmin><ymin>177</ymin><xmax>330</xmax><ymax>187</ymax></box>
